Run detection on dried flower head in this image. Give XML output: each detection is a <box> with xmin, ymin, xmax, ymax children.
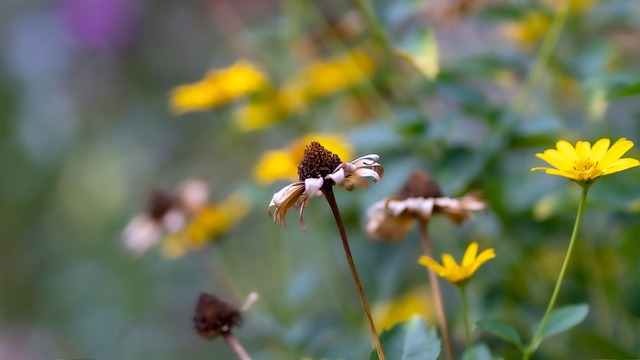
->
<box><xmin>268</xmin><ymin>141</ymin><xmax>383</xmax><ymax>230</ymax></box>
<box><xmin>123</xmin><ymin>179</ymin><xmax>249</xmax><ymax>257</ymax></box>
<box><xmin>253</xmin><ymin>133</ymin><xmax>353</xmax><ymax>185</ymax></box>
<box><xmin>193</xmin><ymin>292</ymin><xmax>243</xmax><ymax>339</ymax></box>
<box><xmin>366</xmin><ymin>171</ymin><xmax>486</xmax><ymax>241</ymax></box>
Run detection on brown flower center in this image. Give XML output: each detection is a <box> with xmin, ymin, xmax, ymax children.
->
<box><xmin>147</xmin><ymin>189</ymin><xmax>174</xmax><ymax>220</ymax></box>
<box><xmin>398</xmin><ymin>170</ymin><xmax>443</xmax><ymax>199</ymax></box>
<box><xmin>193</xmin><ymin>292</ymin><xmax>242</xmax><ymax>339</ymax></box>
<box><xmin>297</xmin><ymin>141</ymin><xmax>342</xmax><ymax>183</ymax></box>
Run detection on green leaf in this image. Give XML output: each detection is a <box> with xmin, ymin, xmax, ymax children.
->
<box><xmin>476</xmin><ymin>319</ymin><xmax>522</xmax><ymax>347</ymax></box>
<box><xmin>370</xmin><ymin>316</ymin><xmax>440</xmax><ymax>360</ymax></box>
<box><xmin>608</xmin><ymin>81</ymin><xmax>640</xmax><ymax>99</ymax></box>
<box><xmin>532</xmin><ymin>303</ymin><xmax>589</xmax><ymax>340</ymax></box>
<box><xmin>461</xmin><ymin>343</ymin><xmax>493</xmax><ymax>360</ymax></box>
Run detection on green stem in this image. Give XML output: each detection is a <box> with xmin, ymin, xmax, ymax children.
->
<box><xmin>418</xmin><ymin>221</ymin><xmax>454</xmax><ymax>360</ymax></box>
<box><xmin>351</xmin><ymin>0</ymin><xmax>394</xmax><ymax>53</ymax></box>
<box><xmin>322</xmin><ymin>187</ymin><xmax>385</xmax><ymax>360</ymax></box>
<box><xmin>460</xmin><ymin>284</ymin><xmax>473</xmax><ymax>360</ymax></box>
<box><xmin>523</xmin><ymin>185</ymin><xmax>590</xmax><ymax>359</ymax></box>
<box><xmin>512</xmin><ymin>0</ymin><xmax>571</xmax><ymax>115</ymax></box>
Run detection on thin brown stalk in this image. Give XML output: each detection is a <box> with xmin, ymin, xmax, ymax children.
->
<box><xmin>418</xmin><ymin>220</ymin><xmax>454</xmax><ymax>360</ymax></box>
<box><xmin>322</xmin><ymin>187</ymin><xmax>385</xmax><ymax>360</ymax></box>
<box><xmin>223</xmin><ymin>333</ymin><xmax>252</xmax><ymax>360</ymax></box>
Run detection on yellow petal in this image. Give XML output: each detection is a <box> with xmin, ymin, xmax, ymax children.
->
<box><xmin>601</xmin><ymin>158</ymin><xmax>640</xmax><ymax>175</ymax></box>
<box><xmin>536</xmin><ymin>149</ymin><xmax>574</xmax><ymax>170</ymax></box>
<box><xmin>599</xmin><ymin>138</ymin><xmax>635</xmax><ymax>169</ymax></box>
<box><xmin>468</xmin><ymin>248</ymin><xmax>496</xmax><ymax>275</ymax></box>
<box><xmin>418</xmin><ymin>256</ymin><xmax>446</xmax><ymax>275</ymax></box>
<box><xmin>590</xmin><ymin>138</ymin><xmax>610</xmax><ymax>163</ymax></box>
<box><xmin>462</xmin><ymin>242</ymin><xmax>479</xmax><ymax>268</ymax></box>
<box><xmin>556</xmin><ymin>140</ymin><xmax>577</xmax><ymax>161</ymax></box>
<box><xmin>575</xmin><ymin>141</ymin><xmax>591</xmax><ymax>162</ymax></box>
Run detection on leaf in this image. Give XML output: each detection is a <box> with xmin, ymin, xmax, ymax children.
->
<box><xmin>476</xmin><ymin>319</ymin><xmax>522</xmax><ymax>347</ymax></box>
<box><xmin>608</xmin><ymin>81</ymin><xmax>640</xmax><ymax>99</ymax></box>
<box><xmin>532</xmin><ymin>303</ymin><xmax>589</xmax><ymax>340</ymax></box>
<box><xmin>461</xmin><ymin>343</ymin><xmax>493</xmax><ymax>360</ymax></box>
<box><xmin>370</xmin><ymin>316</ymin><xmax>440</xmax><ymax>360</ymax></box>
<box><xmin>396</xmin><ymin>29</ymin><xmax>439</xmax><ymax>80</ymax></box>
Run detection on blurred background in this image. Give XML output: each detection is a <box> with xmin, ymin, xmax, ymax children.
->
<box><xmin>1</xmin><ymin>0</ymin><xmax>639</xmax><ymax>359</ymax></box>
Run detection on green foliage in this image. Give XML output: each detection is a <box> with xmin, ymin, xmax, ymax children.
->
<box><xmin>476</xmin><ymin>319</ymin><xmax>523</xmax><ymax>348</ymax></box>
<box><xmin>370</xmin><ymin>316</ymin><xmax>440</xmax><ymax>360</ymax></box>
<box><xmin>531</xmin><ymin>303</ymin><xmax>589</xmax><ymax>342</ymax></box>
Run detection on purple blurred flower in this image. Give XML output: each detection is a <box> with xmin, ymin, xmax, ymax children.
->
<box><xmin>57</xmin><ymin>0</ymin><xmax>142</xmax><ymax>53</ymax></box>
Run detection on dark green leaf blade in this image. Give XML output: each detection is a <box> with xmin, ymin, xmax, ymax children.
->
<box><xmin>608</xmin><ymin>82</ymin><xmax>640</xmax><ymax>99</ymax></box>
<box><xmin>476</xmin><ymin>319</ymin><xmax>522</xmax><ymax>347</ymax></box>
<box><xmin>370</xmin><ymin>316</ymin><xmax>441</xmax><ymax>360</ymax></box>
<box><xmin>532</xmin><ymin>303</ymin><xmax>589</xmax><ymax>340</ymax></box>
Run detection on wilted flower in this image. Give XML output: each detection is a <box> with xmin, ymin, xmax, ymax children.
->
<box><xmin>253</xmin><ymin>134</ymin><xmax>353</xmax><ymax>185</ymax></box>
<box><xmin>418</xmin><ymin>242</ymin><xmax>495</xmax><ymax>285</ymax></box>
<box><xmin>122</xmin><ymin>179</ymin><xmax>209</xmax><ymax>255</ymax></box>
<box><xmin>161</xmin><ymin>192</ymin><xmax>251</xmax><ymax>259</ymax></box>
<box><xmin>268</xmin><ymin>141</ymin><xmax>383</xmax><ymax>230</ymax></box>
<box><xmin>123</xmin><ymin>179</ymin><xmax>250</xmax><ymax>257</ymax></box>
<box><xmin>366</xmin><ymin>171</ymin><xmax>486</xmax><ymax>241</ymax></box>
<box><xmin>170</xmin><ymin>60</ymin><xmax>270</xmax><ymax>115</ymax></box>
<box><xmin>531</xmin><ymin>138</ymin><xmax>639</xmax><ymax>186</ymax></box>
<box><xmin>193</xmin><ymin>292</ymin><xmax>243</xmax><ymax>339</ymax></box>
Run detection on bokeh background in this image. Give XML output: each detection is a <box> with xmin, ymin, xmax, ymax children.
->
<box><xmin>1</xmin><ymin>0</ymin><xmax>639</xmax><ymax>359</ymax></box>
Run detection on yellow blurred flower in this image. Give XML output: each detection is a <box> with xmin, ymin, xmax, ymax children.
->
<box><xmin>419</xmin><ymin>242</ymin><xmax>495</xmax><ymax>285</ymax></box>
<box><xmin>253</xmin><ymin>134</ymin><xmax>353</xmax><ymax>185</ymax></box>
<box><xmin>373</xmin><ymin>289</ymin><xmax>434</xmax><ymax>331</ymax></box>
<box><xmin>234</xmin><ymin>100</ymin><xmax>285</xmax><ymax>132</ymax></box>
<box><xmin>161</xmin><ymin>192</ymin><xmax>251</xmax><ymax>259</ymax></box>
<box><xmin>286</xmin><ymin>49</ymin><xmax>376</xmax><ymax>100</ymax></box>
<box><xmin>531</xmin><ymin>138</ymin><xmax>639</xmax><ymax>185</ymax></box>
<box><xmin>170</xmin><ymin>60</ymin><xmax>270</xmax><ymax>115</ymax></box>
<box><xmin>503</xmin><ymin>11</ymin><xmax>551</xmax><ymax>48</ymax></box>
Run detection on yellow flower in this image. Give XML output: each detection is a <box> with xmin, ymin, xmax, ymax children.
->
<box><xmin>268</xmin><ymin>142</ymin><xmax>383</xmax><ymax>230</ymax></box>
<box><xmin>234</xmin><ymin>100</ymin><xmax>285</xmax><ymax>132</ymax></box>
<box><xmin>373</xmin><ymin>289</ymin><xmax>434</xmax><ymax>331</ymax></box>
<box><xmin>418</xmin><ymin>242</ymin><xmax>495</xmax><ymax>285</ymax></box>
<box><xmin>285</xmin><ymin>49</ymin><xmax>376</xmax><ymax>100</ymax></box>
<box><xmin>170</xmin><ymin>60</ymin><xmax>269</xmax><ymax>115</ymax></box>
<box><xmin>161</xmin><ymin>192</ymin><xmax>251</xmax><ymax>259</ymax></box>
<box><xmin>253</xmin><ymin>134</ymin><xmax>353</xmax><ymax>185</ymax></box>
<box><xmin>531</xmin><ymin>138</ymin><xmax>639</xmax><ymax>185</ymax></box>
<box><xmin>503</xmin><ymin>11</ymin><xmax>550</xmax><ymax>48</ymax></box>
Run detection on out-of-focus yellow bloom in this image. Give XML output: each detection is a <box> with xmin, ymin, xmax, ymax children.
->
<box><xmin>253</xmin><ymin>134</ymin><xmax>353</xmax><ymax>185</ymax></box>
<box><xmin>505</xmin><ymin>0</ymin><xmax>597</xmax><ymax>48</ymax></box>
<box><xmin>503</xmin><ymin>11</ymin><xmax>551</xmax><ymax>48</ymax></box>
<box><xmin>161</xmin><ymin>192</ymin><xmax>251</xmax><ymax>258</ymax></box>
<box><xmin>374</xmin><ymin>289</ymin><xmax>434</xmax><ymax>331</ymax></box>
<box><xmin>234</xmin><ymin>100</ymin><xmax>285</xmax><ymax>132</ymax></box>
<box><xmin>286</xmin><ymin>50</ymin><xmax>376</xmax><ymax>100</ymax></box>
<box><xmin>532</xmin><ymin>138</ymin><xmax>639</xmax><ymax>185</ymax></box>
<box><xmin>170</xmin><ymin>60</ymin><xmax>270</xmax><ymax>115</ymax></box>
<box><xmin>419</xmin><ymin>242</ymin><xmax>495</xmax><ymax>285</ymax></box>
<box><xmin>543</xmin><ymin>0</ymin><xmax>596</xmax><ymax>15</ymax></box>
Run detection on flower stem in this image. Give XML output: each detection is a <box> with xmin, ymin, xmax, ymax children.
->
<box><xmin>512</xmin><ymin>0</ymin><xmax>571</xmax><ymax>115</ymax></box>
<box><xmin>352</xmin><ymin>0</ymin><xmax>394</xmax><ymax>53</ymax></box>
<box><xmin>523</xmin><ymin>185</ymin><xmax>590</xmax><ymax>359</ymax></box>
<box><xmin>223</xmin><ymin>333</ymin><xmax>252</xmax><ymax>360</ymax></box>
<box><xmin>460</xmin><ymin>284</ymin><xmax>473</xmax><ymax>360</ymax></box>
<box><xmin>322</xmin><ymin>187</ymin><xmax>385</xmax><ymax>360</ymax></box>
<box><xmin>418</xmin><ymin>220</ymin><xmax>454</xmax><ymax>360</ymax></box>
